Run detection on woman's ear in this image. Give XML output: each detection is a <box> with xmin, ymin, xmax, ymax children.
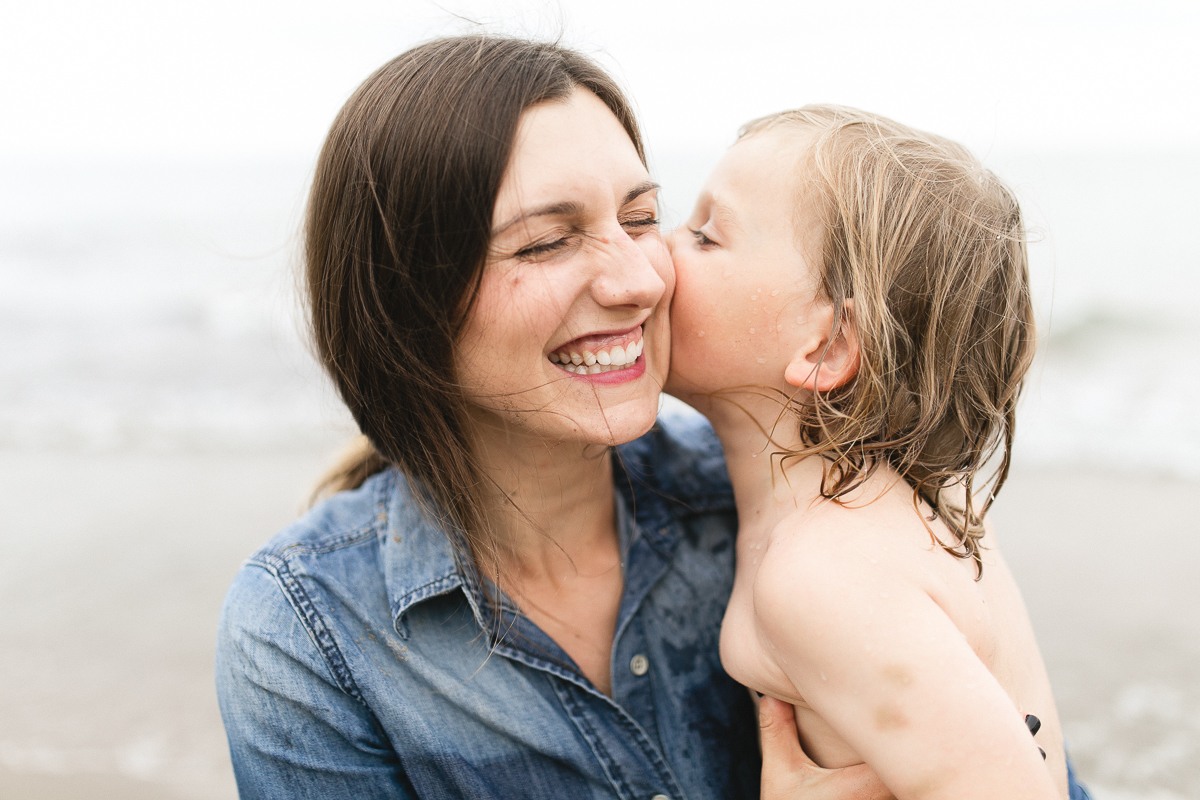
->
<box><xmin>783</xmin><ymin>299</ymin><xmax>860</xmax><ymax>392</ymax></box>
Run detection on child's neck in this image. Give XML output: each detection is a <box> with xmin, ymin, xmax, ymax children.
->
<box><xmin>695</xmin><ymin>392</ymin><xmax>828</xmax><ymax>536</ymax></box>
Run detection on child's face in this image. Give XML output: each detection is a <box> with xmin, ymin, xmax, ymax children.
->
<box><xmin>666</xmin><ymin>129</ymin><xmax>830</xmax><ymax>400</ymax></box>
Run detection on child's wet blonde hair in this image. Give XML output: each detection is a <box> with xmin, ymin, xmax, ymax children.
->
<box><xmin>744</xmin><ymin>105</ymin><xmax>1036</xmax><ymax>573</ymax></box>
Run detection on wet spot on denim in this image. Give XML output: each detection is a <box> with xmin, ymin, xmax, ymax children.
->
<box><xmin>661</xmin><ymin>640</ymin><xmax>704</xmax><ymax>675</ymax></box>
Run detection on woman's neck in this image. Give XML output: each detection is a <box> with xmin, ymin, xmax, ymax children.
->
<box><xmin>469</xmin><ymin>423</ymin><xmax>619</xmax><ymax>583</ymax></box>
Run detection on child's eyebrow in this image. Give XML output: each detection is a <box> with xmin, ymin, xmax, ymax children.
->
<box><xmin>710</xmin><ymin>199</ymin><xmax>743</xmax><ymax>233</ymax></box>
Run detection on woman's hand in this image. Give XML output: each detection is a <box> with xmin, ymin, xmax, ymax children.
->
<box><xmin>759</xmin><ymin>696</ymin><xmax>895</xmax><ymax>800</ymax></box>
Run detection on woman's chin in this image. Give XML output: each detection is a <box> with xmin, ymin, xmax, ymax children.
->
<box><xmin>574</xmin><ymin>397</ymin><xmax>661</xmax><ymax>448</ymax></box>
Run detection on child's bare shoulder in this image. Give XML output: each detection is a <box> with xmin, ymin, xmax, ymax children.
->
<box><xmin>754</xmin><ymin>473</ymin><xmax>955</xmax><ymax>621</ymax></box>
<box><xmin>769</xmin><ymin>471</ymin><xmax>941</xmax><ymax>561</ymax></box>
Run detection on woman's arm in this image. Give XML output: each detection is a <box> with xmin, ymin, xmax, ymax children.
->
<box><xmin>759</xmin><ymin>696</ymin><xmax>895</xmax><ymax>800</ymax></box>
<box><xmin>753</xmin><ymin>529</ymin><xmax>1058</xmax><ymax>800</ymax></box>
<box><xmin>215</xmin><ymin>565</ymin><xmax>415</xmax><ymax>800</ymax></box>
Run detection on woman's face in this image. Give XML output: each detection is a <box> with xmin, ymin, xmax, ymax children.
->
<box><xmin>666</xmin><ymin>129</ymin><xmax>826</xmax><ymax>401</ymax></box>
<box><xmin>456</xmin><ymin>88</ymin><xmax>672</xmax><ymax>448</ymax></box>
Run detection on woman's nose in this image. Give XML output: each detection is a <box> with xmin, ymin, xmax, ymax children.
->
<box><xmin>590</xmin><ymin>230</ymin><xmax>667</xmax><ymax>310</ymax></box>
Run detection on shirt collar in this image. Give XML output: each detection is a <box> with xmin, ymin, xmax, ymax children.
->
<box><xmin>378</xmin><ymin>470</ymin><xmax>466</xmax><ymax>624</ymax></box>
<box><xmin>378</xmin><ymin>412</ymin><xmax>734</xmax><ymax>627</ymax></box>
<box><xmin>612</xmin><ymin>411</ymin><xmax>736</xmax><ymax>539</ymax></box>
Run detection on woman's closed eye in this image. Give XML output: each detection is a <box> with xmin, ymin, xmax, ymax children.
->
<box><xmin>513</xmin><ymin>211</ymin><xmax>658</xmax><ymax>260</ymax></box>
<box><xmin>515</xmin><ymin>237</ymin><xmax>572</xmax><ymax>259</ymax></box>
<box><xmin>621</xmin><ymin>213</ymin><xmax>659</xmax><ymax>236</ymax></box>
<box><xmin>689</xmin><ymin>228</ymin><xmax>716</xmax><ymax>247</ymax></box>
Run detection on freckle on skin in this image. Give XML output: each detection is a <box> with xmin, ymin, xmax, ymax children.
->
<box><xmin>883</xmin><ymin>664</ymin><xmax>912</xmax><ymax>686</ymax></box>
<box><xmin>874</xmin><ymin>704</ymin><xmax>908</xmax><ymax>731</ymax></box>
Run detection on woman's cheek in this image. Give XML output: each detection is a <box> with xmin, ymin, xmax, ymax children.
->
<box><xmin>640</xmin><ymin>233</ymin><xmax>675</xmax><ymax>300</ymax></box>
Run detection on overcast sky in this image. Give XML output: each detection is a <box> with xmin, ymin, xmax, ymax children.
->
<box><xmin>2</xmin><ymin>0</ymin><xmax>1197</xmax><ymax>162</ymax></box>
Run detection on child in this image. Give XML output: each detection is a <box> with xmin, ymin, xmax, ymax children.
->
<box><xmin>667</xmin><ymin>105</ymin><xmax>1069</xmax><ymax>798</ymax></box>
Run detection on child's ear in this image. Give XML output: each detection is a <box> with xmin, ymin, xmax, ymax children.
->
<box><xmin>783</xmin><ymin>299</ymin><xmax>860</xmax><ymax>392</ymax></box>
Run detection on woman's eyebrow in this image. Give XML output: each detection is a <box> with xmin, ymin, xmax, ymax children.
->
<box><xmin>492</xmin><ymin>201</ymin><xmax>584</xmax><ymax>236</ymax></box>
<box><xmin>492</xmin><ymin>181</ymin><xmax>659</xmax><ymax>236</ymax></box>
<box><xmin>622</xmin><ymin>180</ymin><xmax>660</xmax><ymax>205</ymax></box>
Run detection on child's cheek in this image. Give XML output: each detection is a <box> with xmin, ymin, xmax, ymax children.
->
<box><xmin>730</xmin><ymin>281</ymin><xmax>788</xmax><ymax>350</ymax></box>
<box><xmin>672</xmin><ymin>255</ymin><xmax>719</xmax><ymax>341</ymax></box>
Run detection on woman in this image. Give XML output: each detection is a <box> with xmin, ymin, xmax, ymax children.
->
<box><xmin>215</xmin><ymin>36</ymin><xmax>887</xmax><ymax>798</ymax></box>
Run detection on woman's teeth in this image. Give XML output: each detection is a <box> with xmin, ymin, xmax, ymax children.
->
<box><xmin>548</xmin><ymin>339</ymin><xmax>643</xmax><ymax>374</ymax></box>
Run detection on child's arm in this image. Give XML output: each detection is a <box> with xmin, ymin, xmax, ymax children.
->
<box><xmin>752</xmin><ymin>519</ymin><xmax>1058</xmax><ymax>800</ymax></box>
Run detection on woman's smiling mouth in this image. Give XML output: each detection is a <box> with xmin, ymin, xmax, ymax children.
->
<box><xmin>548</xmin><ymin>328</ymin><xmax>645</xmax><ymax>375</ymax></box>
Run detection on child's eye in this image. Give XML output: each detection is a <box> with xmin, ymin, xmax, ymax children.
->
<box><xmin>689</xmin><ymin>228</ymin><xmax>716</xmax><ymax>247</ymax></box>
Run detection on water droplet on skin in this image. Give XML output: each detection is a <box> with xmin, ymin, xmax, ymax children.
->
<box><xmin>697</xmin><ymin>330</ymin><xmax>705</xmax><ymax>337</ymax></box>
<box><xmin>777</xmin><ymin>325</ymin><xmax>783</xmax><ymax>332</ymax></box>
<box><xmin>750</xmin><ymin>295</ymin><xmax>758</xmax><ymax>300</ymax></box>
<box><xmin>752</xmin><ymin>557</ymin><xmax>758</xmax><ymax>564</ymax></box>
<box><xmin>796</xmin><ymin>316</ymin><xmax>804</xmax><ymax>325</ymax></box>
<box><xmin>756</xmin><ymin>357</ymin><xmax>766</xmax><ymax>364</ymax></box>
<box><xmin>749</xmin><ymin>328</ymin><xmax>756</xmax><ymax>334</ymax></box>
<box><xmin>820</xmin><ymin>671</ymin><xmax>827</xmax><ymax>681</ymax></box>
<box><xmin>751</xmin><ymin>452</ymin><xmax>757</xmax><ymax>457</ymax></box>
<box><xmin>770</xmin><ymin>289</ymin><xmax>780</xmax><ymax>297</ymax></box>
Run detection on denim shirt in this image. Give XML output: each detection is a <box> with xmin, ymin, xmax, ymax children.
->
<box><xmin>216</xmin><ymin>412</ymin><xmax>761</xmax><ymax>799</ymax></box>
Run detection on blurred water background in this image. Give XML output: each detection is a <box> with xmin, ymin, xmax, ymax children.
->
<box><xmin>4</xmin><ymin>151</ymin><xmax>1198</xmax><ymax>473</ymax></box>
<box><xmin>2</xmin><ymin>1</ymin><xmax>1198</xmax><ymax>798</ymax></box>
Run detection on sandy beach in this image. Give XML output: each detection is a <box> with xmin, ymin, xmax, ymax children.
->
<box><xmin>1</xmin><ymin>448</ymin><xmax>1197</xmax><ymax>800</ymax></box>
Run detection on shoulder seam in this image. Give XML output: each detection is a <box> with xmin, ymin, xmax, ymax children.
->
<box><xmin>246</xmin><ymin>555</ymin><xmax>369</xmax><ymax>707</ymax></box>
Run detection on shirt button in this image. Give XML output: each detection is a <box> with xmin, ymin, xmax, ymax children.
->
<box><xmin>630</xmin><ymin>654</ymin><xmax>650</xmax><ymax>676</ymax></box>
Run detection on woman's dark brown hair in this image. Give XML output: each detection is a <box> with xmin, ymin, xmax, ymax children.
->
<box><xmin>305</xmin><ymin>36</ymin><xmax>645</xmax><ymax>578</ymax></box>
<box><xmin>742</xmin><ymin>106</ymin><xmax>1036</xmax><ymax>575</ymax></box>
